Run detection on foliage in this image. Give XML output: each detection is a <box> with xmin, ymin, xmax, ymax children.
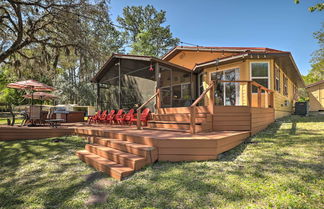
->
<box><xmin>303</xmin><ymin>23</ymin><xmax>324</xmax><ymax>85</ymax></box>
<box><xmin>117</xmin><ymin>5</ymin><xmax>179</xmax><ymax>57</ymax></box>
<box><xmin>0</xmin><ymin>0</ymin><xmax>124</xmax><ymax>106</ymax></box>
<box><xmin>0</xmin><ymin>115</ymin><xmax>323</xmax><ymax>208</ymax></box>
<box><xmin>0</xmin><ymin>2</ymin><xmax>179</xmax><ymax>106</ymax></box>
<box><xmin>294</xmin><ymin>0</ymin><xmax>324</xmax><ymax>12</ymax></box>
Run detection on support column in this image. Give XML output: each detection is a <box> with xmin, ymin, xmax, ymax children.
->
<box><xmin>118</xmin><ymin>59</ymin><xmax>121</xmax><ymax>109</ymax></box>
<box><xmin>96</xmin><ymin>83</ymin><xmax>100</xmax><ymax>110</ymax></box>
<box><xmin>208</xmin><ymin>81</ymin><xmax>215</xmax><ymax>114</ymax></box>
<box><xmin>247</xmin><ymin>82</ymin><xmax>252</xmax><ymax>107</ymax></box>
<box><xmin>155</xmin><ymin>62</ymin><xmax>160</xmax><ymax>113</ymax></box>
<box><xmin>257</xmin><ymin>87</ymin><xmax>262</xmax><ymax>108</ymax></box>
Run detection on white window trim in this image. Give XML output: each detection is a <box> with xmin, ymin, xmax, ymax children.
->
<box><xmin>250</xmin><ymin>61</ymin><xmax>270</xmax><ymax>93</ymax></box>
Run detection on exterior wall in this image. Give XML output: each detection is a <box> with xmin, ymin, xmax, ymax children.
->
<box><xmin>167</xmin><ymin>51</ymin><xmax>237</xmax><ymax>69</ymax></box>
<box><xmin>307</xmin><ymin>83</ymin><xmax>324</xmax><ymax>111</ymax></box>
<box><xmin>272</xmin><ymin>63</ymin><xmax>298</xmax><ymax>119</ymax></box>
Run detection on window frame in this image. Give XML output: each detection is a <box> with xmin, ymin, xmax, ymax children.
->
<box><xmin>275</xmin><ymin>67</ymin><xmax>281</xmax><ymax>92</ymax></box>
<box><xmin>283</xmin><ymin>75</ymin><xmax>288</xmax><ymax>96</ymax></box>
<box><xmin>250</xmin><ymin>61</ymin><xmax>270</xmax><ymax>93</ymax></box>
<box><xmin>198</xmin><ymin>72</ymin><xmax>205</xmax><ymax>95</ymax></box>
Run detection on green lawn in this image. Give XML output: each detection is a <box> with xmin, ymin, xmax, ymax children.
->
<box><xmin>0</xmin><ymin>115</ymin><xmax>323</xmax><ymax>209</ymax></box>
<box><xmin>0</xmin><ymin>118</ymin><xmax>23</xmax><ymax>125</ymax></box>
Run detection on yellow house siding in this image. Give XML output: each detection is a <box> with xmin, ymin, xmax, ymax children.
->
<box><xmin>273</xmin><ymin>63</ymin><xmax>298</xmax><ymax>119</ymax></box>
<box><xmin>167</xmin><ymin>51</ymin><xmax>237</xmax><ymax>69</ymax></box>
<box><xmin>307</xmin><ymin>83</ymin><xmax>324</xmax><ymax>111</ymax></box>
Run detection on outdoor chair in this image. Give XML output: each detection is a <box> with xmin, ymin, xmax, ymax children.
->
<box><xmin>113</xmin><ymin>109</ymin><xmax>125</xmax><ymax>125</ymax></box>
<box><xmin>97</xmin><ymin>110</ymin><xmax>108</xmax><ymax>123</ymax></box>
<box><xmin>88</xmin><ymin>110</ymin><xmax>101</xmax><ymax>124</ymax></box>
<box><xmin>130</xmin><ymin>108</ymin><xmax>151</xmax><ymax>126</ymax></box>
<box><xmin>103</xmin><ymin>110</ymin><xmax>115</xmax><ymax>124</ymax></box>
<box><xmin>45</xmin><ymin>107</ymin><xmax>65</xmax><ymax>128</ymax></box>
<box><xmin>116</xmin><ymin>109</ymin><xmax>134</xmax><ymax>125</ymax></box>
<box><xmin>28</xmin><ymin>105</ymin><xmax>42</xmax><ymax>125</ymax></box>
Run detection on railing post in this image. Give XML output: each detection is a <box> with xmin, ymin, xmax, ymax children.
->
<box><xmin>269</xmin><ymin>92</ymin><xmax>274</xmax><ymax>108</ymax></box>
<box><xmin>137</xmin><ymin>109</ymin><xmax>141</xmax><ymax>130</ymax></box>
<box><xmin>190</xmin><ymin>106</ymin><xmax>196</xmax><ymax>134</ymax></box>
<box><xmin>156</xmin><ymin>89</ymin><xmax>161</xmax><ymax>110</ymax></box>
<box><xmin>208</xmin><ymin>81</ymin><xmax>215</xmax><ymax>114</ymax></box>
<box><xmin>257</xmin><ymin>86</ymin><xmax>262</xmax><ymax>108</ymax></box>
<box><xmin>247</xmin><ymin>81</ymin><xmax>252</xmax><ymax>107</ymax></box>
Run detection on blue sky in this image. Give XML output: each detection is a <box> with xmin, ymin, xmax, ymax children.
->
<box><xmin>109</xmin><ymin>0</ymin><xmax>323</xmax><ymax>75</ymax></box>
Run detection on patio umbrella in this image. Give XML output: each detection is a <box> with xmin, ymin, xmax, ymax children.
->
<box><xmin>7</xmin><ymin>80</ymin><xmax>55</xmax><ymax>105</ymax></box>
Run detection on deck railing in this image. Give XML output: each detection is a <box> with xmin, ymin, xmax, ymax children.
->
<box><xmin>136</xmin><ymin>89</ymin><xmax>160</xmax><ymax>130</ymax></box>
<box><xmin>189</xmin><ymin>80</ymin><xmax>274</xmax><ymax>134</ymax></box>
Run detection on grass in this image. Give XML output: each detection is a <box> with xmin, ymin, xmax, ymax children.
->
<box><xmin>0</xmin><ymin>118</ymin><xmax>23</xmax><ymax>125</ymax></box>
<box><xmin>0</xmin><ymin>115</ymin><xmax>323</xmax><ymax>209</ymax></box>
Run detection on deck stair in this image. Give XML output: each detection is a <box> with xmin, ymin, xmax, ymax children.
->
<box><xmin>147</xmin><ymin>107</ymin><xmax>212</xmax><ymax>133</ymax></box>
<box><xmin>77</xmin><ymin>137</ymin><xmax>158</xmax><ymax>180</ymax></box>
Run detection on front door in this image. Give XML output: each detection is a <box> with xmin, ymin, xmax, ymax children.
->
<box><xmin>211</xmin><ymin>68</ymin><xmax>240</xmax><ymax>106</ymax></box>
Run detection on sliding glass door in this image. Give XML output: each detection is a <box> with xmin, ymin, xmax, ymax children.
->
<box><xmin>211</xmin><ymin>68</ymin><xmax>240</xmax><ymax>106</ymax></box>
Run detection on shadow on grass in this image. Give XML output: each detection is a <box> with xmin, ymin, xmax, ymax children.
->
<box><xmin>0</xmin><ymin>136</ymin><xmax>113</xmax><ymax>208</ymax></box>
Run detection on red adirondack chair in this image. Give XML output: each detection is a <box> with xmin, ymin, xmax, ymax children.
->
<box><xmin>113</xmin><ymin>109</ymin><xmax>125</xmax><ymax>124</ymax></box>
<box><xmin>116</xmin><ymin>109</ymin><xmax>134</xmax><ymax>125</ymax></box>
<box><xmin>88</xmin><ymin>110</ymin><xmax>101</xmax><ymax>124</ymax></box>
<box><xmin>97</xmin><ymin>110</ymin><xmax>108</xmax><ymax>123</ymax></box>
<box><xmin>130</xmin><ymin>108</ymin><xmax>150</xmax><ymax>126</ymax></box>
<box><xmin>104</xmin><ymin>110</ymin><xmax>116</xmax><ymax>124</ymax></box>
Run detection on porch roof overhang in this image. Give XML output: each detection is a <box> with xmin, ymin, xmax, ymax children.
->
<box><xmin>92</xmin><ymin>54</ymin><xmax>192</xmax><ymax>84</ymax></box>
<box><xmin>193</xmin><ymin>52</ymin><xmax>305</xmax><ymax>88</ymax></box>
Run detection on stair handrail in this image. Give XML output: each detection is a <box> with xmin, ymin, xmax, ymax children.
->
<box><xmin>190</xmin><ymin>81</ymin><xmax>215</xmax><ymax>134</ymax></box>
<box><xmin>217</xmin><ymin>80</ymin><xmax>274</xmax><ymax>108</ymax></box>
<box><xmin>136</xmin><ymin>89</ymin><xmax>160</xmax><ymax>130</ymax></box>
<box><xmin>190</xmin><ymin>80</ymin><xmax>274</xmax><ymax>134</ymax></box>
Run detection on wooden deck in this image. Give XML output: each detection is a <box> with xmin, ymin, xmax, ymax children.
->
<box><xmin>0</xmin><ymin>123</ymin><xmax>249</xmax><ymax>160</ymax></box>
<box><xmin>0</xmin><ymin>105</ymin><xmax>274</xmax><ymax>180</ymax></box>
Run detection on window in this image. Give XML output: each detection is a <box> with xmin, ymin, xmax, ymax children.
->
<box><xmin>283</xmin><ymin>76</ymin><xmax>288</xmax><ymax>96</ymax></box>
<box><xmin>251</xmin><ymin>62</ymin><xmax>269</xmax><ymax>93</ymax></box>
<box><xmin>172</xmin><ymin>83</ymin><xmax>192</xmax><ymax>106</ymax></box>
<box><xmin>275</xmin><ymin>67</ymin><xmax>281</xmax><ymax>92</ymax></box>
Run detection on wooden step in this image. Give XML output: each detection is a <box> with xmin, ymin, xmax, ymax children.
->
<box><xmin>143</xmin><ymin>127</ymin><xmax>188</xmax><ymax>133</ymax></box>
<box><xmin>158</xmin><ymin>106</ymin><xmax>209</xmax><ymax>114</ymax></box>
<box><xmin>85</xmin><ymin>144</ymin><xmax>146</xmax><ymax>170</ymax></box>
<box><xmin>94</xmin><ymin>137</ymin><xmax>158</xmax><ymax>162</ymax></box>
<box><xmin>148</xmin><ymin>121</ymin><xmax>202</xmax><ymax>130</ymax></box>
<box><xmin>76</xmin><ymin>150</ymin><xmax>134</xmax><ymax>180</ymax></box>
<box><xmin>153</xmin><ymin>113</ymin><xmax>207</xmax><ymax>122</ymax></box>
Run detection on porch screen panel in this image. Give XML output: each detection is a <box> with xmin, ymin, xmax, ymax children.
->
<box><xmin>171</xmin><ymin>69</ymin><xmax>192</xmax><ymax>107</ymax></box>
